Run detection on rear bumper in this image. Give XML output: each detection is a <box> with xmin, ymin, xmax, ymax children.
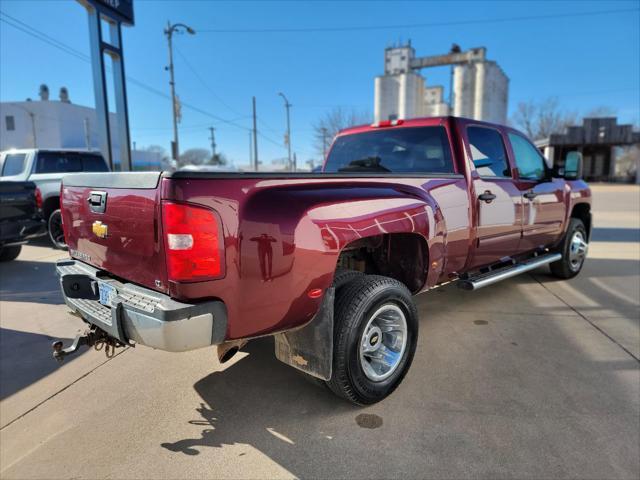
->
<box><xmin>0</xmin><ymin>218</ymin><xmax>46</xmax><ymax>246</ymax></box>
<box><xmin>56</xmin><ymin>259</ymin><xmax>228</xmax><ymax>352</ymax></box>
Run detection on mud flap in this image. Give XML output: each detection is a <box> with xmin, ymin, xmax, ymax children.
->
<box><xmin>274</xmin><ymin>287</ymin><xmax>334</xmax><ymax>380</ymax></box>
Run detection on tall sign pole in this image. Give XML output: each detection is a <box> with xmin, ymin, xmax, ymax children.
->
<box><xmin>78</xmin><ymin>0</ymin><xmax>134</xmax><ymax>171</ymax></box>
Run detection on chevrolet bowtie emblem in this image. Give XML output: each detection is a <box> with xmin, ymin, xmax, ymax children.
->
<box><xmin>92</xmin><ymin>221</ymin><xmax>108</xmax><ymax>239</ymax></box>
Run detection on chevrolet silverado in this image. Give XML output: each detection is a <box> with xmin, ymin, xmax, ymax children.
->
<box><xmin>53</xmin><ymin>116</ymin><xmax>591</xmax><ymax>404</ymax></box>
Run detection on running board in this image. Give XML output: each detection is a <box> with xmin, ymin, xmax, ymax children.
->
<box><xmin>458</xmin><ymin>253</ymin><xmax>562</xmax><ymax>291</ymax></box>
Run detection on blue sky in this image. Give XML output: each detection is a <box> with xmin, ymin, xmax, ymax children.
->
<box><xmin>1</xmin><ymin>0</ymin><xmax>639</xmax><ymax>166</ymax></box>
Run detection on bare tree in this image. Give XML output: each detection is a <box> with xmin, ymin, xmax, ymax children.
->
<box><xmin>179</xmin><ymin>148</ymin><xmax>210</xmax><ymax>167</ymax></box>
<box><xmin>210</xmin><ymin>152</ymin><xmax>228</xmax><ymax>166</ymax></box>
<box><xmin>511</xmin><ymin>97</ymin><xmax>577</xmax><ymax>140</ymax></box>
<box><xmin>313</xmin><ymin>107</ymin><xmax>371</xmax><ymax>157</ymax></box>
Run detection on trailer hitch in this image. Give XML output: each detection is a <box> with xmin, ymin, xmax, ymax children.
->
<box><xmin>52</xmin><ymin>326</ymin><xmax>125</xmax><ymax>363</ymax></box>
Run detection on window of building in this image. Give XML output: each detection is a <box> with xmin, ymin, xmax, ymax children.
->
<box><xmin>467</xmin><ymin>127</ymin><xmax>511</xmax><ymax>177</ymax></box>
<box><xmin>5</xmin><ymin>115</ymin><xmax>15</xmax><ymax>131</ymax></box>
<box><xmin>1</xmin><ymin>153</ymin><xmax>27</xmax><ymax>176</ymax></box>
<box><xmin>324</xmin><ymin>126</ymin><xmax>456</xmax><ymax>174</ymax></box>
<box><xmin>508</xmin><ymin>133</ymin><xmax>547</xmax><ymax>180</ymax></box>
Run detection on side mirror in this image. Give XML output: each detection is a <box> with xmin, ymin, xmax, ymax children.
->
<box><xmin>563</xmin><ymin>151</ymin><xmax>583</xmax><ymax>180</ymax></box>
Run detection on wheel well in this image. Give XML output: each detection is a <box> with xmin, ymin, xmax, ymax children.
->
<box><xmin>571</xmin><ymin>203</ymin><xmax>591</xmax><ymax>238</ymax></box>
<box><xmin>336</xmin><ymin>233</ymin><xmax>428</xmax><ymax>293</ymax></box>
<box><xmin>43</xmin><ymin>196</ymin><xmax>60</xmax><ymax>220</ymax></box>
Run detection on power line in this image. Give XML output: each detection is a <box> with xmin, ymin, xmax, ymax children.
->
<box><xmin>0</xmin><ymin>11</ymin><xmax>252</xmax><ymax>132</ymax></box>
<box><xmin>196</xmin><ymin>8</ymin><xmax>639</xmax><ymax>33</ymax></box>
<box><xmin>174</xmin><ymin>46</ymin><xmax>246</xmax><ymax>118</ymax></box>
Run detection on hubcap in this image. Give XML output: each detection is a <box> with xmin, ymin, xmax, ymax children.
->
<box><xmin>359</xmin><ymin>303</ymin><xmax>408</xmax><ymax>382</ymax></box>
<box><xmin>568</xmin><ymin>230</ymin><xmax>588</xmax><ymax>271</ymax></box>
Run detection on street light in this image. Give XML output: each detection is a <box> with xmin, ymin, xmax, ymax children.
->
<box><xmin>278</xmin><ymin>92</ymin><xmax>293</xmax><ymax>171</ymax></box>
<box><xmin>165</xmin><ymin>21</ymin><xmax>195</xmax><ymax>162</ymax></box>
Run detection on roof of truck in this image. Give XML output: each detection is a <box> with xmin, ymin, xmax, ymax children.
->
<box><xmin>337</xmin><ymin>115</ymin><xmax>508</xmax><ymax>137</ymax></box>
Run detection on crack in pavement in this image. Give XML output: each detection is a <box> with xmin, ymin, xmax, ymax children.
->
<box><xmin>0</xmin><ymin>347</ymin><xmax>130</xmax><ymax>431</ymax></box>
<box><xmin>531</xmin><ymin>274</ymin><xmax>640</xmax><ymax>363</ymax></box>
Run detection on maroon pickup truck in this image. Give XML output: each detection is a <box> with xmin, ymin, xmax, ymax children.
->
<box><xmin>54</xmin><ymin>116</ymin><xmax>591</xmax><ymax>404</ymax></box>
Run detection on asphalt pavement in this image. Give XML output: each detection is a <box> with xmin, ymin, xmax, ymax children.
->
<box><xmin>1</xmin><ymin>184</ymin><xmax>638</xmax><ymax>479</ymax></box>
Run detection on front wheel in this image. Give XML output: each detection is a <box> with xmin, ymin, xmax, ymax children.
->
<box><xmin>326</xmin><ymin>275</ymin><xmax>418</xmax><ymax>405</ymax></box>
<box><xmin>48</xmin><ymin>209</ymin><xmax>67</xmax><ymax>250</ymax></box>
<box><xmin>550</xmin><ymin>218</ymin><xmax>588</xmax><ymax>279</ymax></box>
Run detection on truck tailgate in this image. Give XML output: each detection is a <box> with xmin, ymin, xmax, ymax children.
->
<box><xmin>61</xmin><ymin>173</ymin><xmax>168</xmax><ymax>293</ymax></box>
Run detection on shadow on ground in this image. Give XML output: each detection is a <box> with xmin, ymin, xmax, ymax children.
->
<box><xmin>0</xmin><ymin>328</ymin><xmax>85</xmax><ymax>400</ymax></box>
<box><xmin>159</xmin><ymin>261</ymin><xmax>639</xmax><ymax>478</ymax></box>
<box><xmin>0</xmin><ymin>260</ymin><xmax>63</xmax><ymax>305</ymax></box>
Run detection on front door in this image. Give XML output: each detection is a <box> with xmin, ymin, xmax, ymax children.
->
<box><xmin>466</xmin><ymin>125</ymin><xmax>523</xmax><ymax>269</ymax></box>
<box><xmin>507</xmin><ymin>132</ymin><xmax>566</xmax><ymax>252</ymax></box>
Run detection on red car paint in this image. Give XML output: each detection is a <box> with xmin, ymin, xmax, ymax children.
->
<box><xmin>61</xmin><ymin>117</ymin><xmax>591</xmax><ymax>341</ymax></box>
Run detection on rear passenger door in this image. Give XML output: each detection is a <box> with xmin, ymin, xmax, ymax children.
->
<box><xmin>507</xmin><ymin>132</ymin><xmax>566</xmax><ymax>252</ymax></box>
<box><xmin>465</xmin><ymin>125</ymin><xmax>523</xmax><ymax>268</ymax></box>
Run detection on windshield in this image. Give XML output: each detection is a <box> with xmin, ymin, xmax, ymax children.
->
<box><xmin>35</xmin><ymin>152</ymin><xmax>108</xmax><ymax>173</ymax></box>
<box><xmin>324</xmin><ymin>126</ymin><xmax>455</xmax><ymax>174</ymax></box>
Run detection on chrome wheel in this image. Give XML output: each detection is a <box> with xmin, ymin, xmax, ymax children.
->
<box><xmin>568</xmin><ymin>230</ymin><xmax>588</xmax><ymax>271</ymax></box>
<box><xmin>359</xmin><ymin>303</ymin><xmax>407</xmax><ymax>382</ymax></box>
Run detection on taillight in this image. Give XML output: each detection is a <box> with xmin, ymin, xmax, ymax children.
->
<box><xmin>161</xmin><ymin>201</ymin><xmax>224</xmax><ymax>282</ymax></box>
<box><xmin>35</xmin><ymin>187</ymin><xmax>43</xmax><ymax>209</ymax></box>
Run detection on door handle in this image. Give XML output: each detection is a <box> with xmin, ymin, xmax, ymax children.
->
<box><xmin>478</xmin><ymin>191</ymin><xmax>497</xmax><ymax>203</ymax></box>
<box><xmin>523</xmin><ymin>191</ymin><xmax>538</xmax><ymax>200</ymax></box>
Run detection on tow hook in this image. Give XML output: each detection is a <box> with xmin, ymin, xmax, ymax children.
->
<box><xmin>52</xmin><ymin>326</ymin><xmax>125</xmax><ymax>363</ymax></box>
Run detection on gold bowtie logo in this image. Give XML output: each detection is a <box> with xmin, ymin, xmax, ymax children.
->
<box><xmin>92</xmin><ymin>221</ymin><xmax>108</xmax><ymax>239</ymax></box>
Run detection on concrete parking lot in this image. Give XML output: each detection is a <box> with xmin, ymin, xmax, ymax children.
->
<box><xmin>1</xmin><ymin>184</ymin><xmax>638</xmax><ymax>479</ymax></box>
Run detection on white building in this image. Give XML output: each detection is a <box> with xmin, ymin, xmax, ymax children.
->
<box><xmin>452</xmin><ymin>61</ymin><xmax>508</xmax><ymax>124</ymax></box>
<box><xmin>1</xmin><ymin>89</ymin><xmax>163</xmax><ymax>170</ymax></box>
<box><xmin>374</xmin><ymin>44</ymin><xmax>508</xmax><ymax>124</ymax></box>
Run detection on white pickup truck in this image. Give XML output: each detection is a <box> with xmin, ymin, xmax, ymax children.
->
<box><xmin>0</xmin><ymin>148</ymin><xmax>109</xmax><ymax>248</ymax></box>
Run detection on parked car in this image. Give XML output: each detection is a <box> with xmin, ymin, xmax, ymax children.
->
<box><xmin>0</xmin><ymin>148</ymin><xmax>109</xmax><ymax>249</ymax></box>
<box><xmin>0</xmin><ymin>180</ymin><xmax>46</xmax><ymax>261</ymax></box>
<box><xmin>53</xmin><ymin>116</ymin><xmax>590</xmax><ymax>404</ymax></box>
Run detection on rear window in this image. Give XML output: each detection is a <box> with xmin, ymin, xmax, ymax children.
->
<box><xmin>324</xmin><ymin>126</ymin><xmax>455</xmax><ymax>174</ymax></box>
<box><xmin>1</xmin><ymin>153</ymin><xmax>27</xmax><ymax>176</ymax></box>
<box><xmin>35</xmin><ymin>152</ymin><xmax>108</xmax><ymax>174</ymax></box>
<box><xmin>467</xmin><ymin>126</ymin><xmax>511</xmax><ymax>178</ymax></box>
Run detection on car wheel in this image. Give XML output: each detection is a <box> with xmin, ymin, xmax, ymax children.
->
<box><xmin>0</xmin><ymin>245</ymin><xmax>22</xmax><ymax>262</ymax></box>
<box><xmin>550</xmin><ymin>218</ymin><xmax>588</xmax><ymax>279</ymax></box>
<box><xmin>326</xmin><ymin>275</ymin><xmax>418</xmax><ymax>405</ymax></box>
<box><xmin>48</xmin><ymin>209</ymin><xmax>67</xmax><ymax>250</ymax></box>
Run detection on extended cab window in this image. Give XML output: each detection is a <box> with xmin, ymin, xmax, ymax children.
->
<box><xmin>323</xmin><ymin>126</ymin><xmax>455</xmax><ymax>174</ymax></box>
<box><xmin>508</xmin><ymin>133</ymin><xmax>547</xmax><ymax>180</ymax></box>
<box><xmin>1</xmin><ymin>153</ymin><xmax>27</xmax><ymax>176</ymax></box>
<box><xmin>467</xmin><ymin>127</ymin><xmax>511</xmax><ymax>178</ymax></box>
<box><xmin>35</xmin><ymin>152</ymin><xmax>108</xmax><ymax>173</ymax></box>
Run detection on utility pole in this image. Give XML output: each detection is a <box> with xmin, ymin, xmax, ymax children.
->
<box><xmin>164</xmin><ymin>21</ymin><xmax>196</xmax><ymax>162</ymax></box>
<box><xmin>278</xmin><ymin>92</ymin><xmax>293</xmax><ymax>171</ymax></box>
<box><xmin>252</xmin><ymin>96</ymin><xmax>259</xmax><ymax>170</ymax></box>
<box><xmin>248</xmin><ymin>131</ymin><xmax>253</xmax><ymax>167</ymax></box>
<box><xmin>321</xmin><ymin>127</ymin><xmax>328</xmax><ymax>160</ymax></box>
<box><xmin>208</xmin><ymin>127</ymin><xmax>216</xmax><ymax>157</ymax></box>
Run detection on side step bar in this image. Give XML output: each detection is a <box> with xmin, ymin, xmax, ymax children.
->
<box><xmin>458</xmin><ymin>253</ymin><xmax>562</xmax><ymax>291</ymax></box>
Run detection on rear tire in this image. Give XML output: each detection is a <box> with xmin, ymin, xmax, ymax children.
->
<box><xmin>332</xmin><ymin>267</ymin><xmax>363</xmax><ymax>291</ymax></box>
<box><xmin>0</xmin><ymin>245</ymin><xmax>22</xmax><ymax>262</ymax></box>
<box><xmin>326</xmin><ymin>275</ymin><xmax>418</xmax><ymax>405</ymax></box>
<box><xmin>550</xmin><ymin>218</ymin><xmax>588</xmax><ymax>279</ymax></box>
<box><xmin>47</xmin><ymin>209</ymin><xmax>67</xmax><ymax>250</ymax></box>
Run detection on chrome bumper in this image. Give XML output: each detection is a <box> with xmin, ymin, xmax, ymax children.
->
<box><xmin>56</xmin><ymin>259</ymin><xmax>227</xmax><ymax>352</ymax></box>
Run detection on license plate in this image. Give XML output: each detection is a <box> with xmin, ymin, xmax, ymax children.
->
<box><xmin>98</xmin><ymin>281</ymin><xmax>117</xmax><ymax>307</ymax></box>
